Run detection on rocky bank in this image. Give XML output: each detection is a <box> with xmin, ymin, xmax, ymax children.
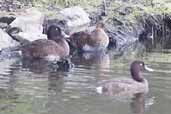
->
<box><xmin>1</xmin><ymin>0</ymin><xmax>171</xmax><ymax>59</ymax></box>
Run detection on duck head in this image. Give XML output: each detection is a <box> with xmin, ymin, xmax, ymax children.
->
<box><xmin>47</xmin><ymin>25</ymin><xmax>69</xmax><ymax>40</ymax></box>
<box><xmin>96</xmin><ymin>22</ymin><xmax>105</xmax><ymax>29</ymax></box>
<box><xmin>130</xmin><ymin>61</ymin><xmax>153</xmax><ymax>82</ymax></box>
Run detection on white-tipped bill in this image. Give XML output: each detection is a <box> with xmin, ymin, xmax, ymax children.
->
<box><xmin>145</xmin><ymin>65</ymin><xmax>154</xmax><ymax>72</ymax></box>
<box><xmin>61</xmin><ymin>31</ymin><xmax>70</xmax><ymax>38</ymax></box>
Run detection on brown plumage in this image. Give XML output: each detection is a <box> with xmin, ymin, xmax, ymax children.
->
<box><xmin>21</xmin><ymin>25</ymin><xmax>70</xmax><ymax>60</ymax></box>
<box><xmin>96</xmin><ymin>61</ymin><xmax>154</xmax><ymax>96</ymax></box>
<box><xmin>69</xmin><ymin>22</ymin><xmax>109</xmax><ymax>52</ymax></box>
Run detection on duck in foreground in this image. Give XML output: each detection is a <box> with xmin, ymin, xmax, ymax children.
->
<box><xmin>96</xmin><ymin>60</ymin><xmax>154</xmax><ymax>96</ymax></box>
<box><xmin>69</xmin><ymin>22</ymin><xmax>109</xmax><ymax>52</ymax></box>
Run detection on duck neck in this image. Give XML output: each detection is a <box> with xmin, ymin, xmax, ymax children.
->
<box><xmin>131</xmin><ymin>69</ymin><xmax>144</xmax><ymax>82</ymax></box>
<box><xmin>133</xmin><ymin>76</ymin><xmax>144</xmax><ymax>82</ymax></box>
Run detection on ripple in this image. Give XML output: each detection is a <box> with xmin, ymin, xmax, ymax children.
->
<box><xmin>0</xmin><ymin>52</ymin><xmax>171</xmax><ymax>114</ymax></box>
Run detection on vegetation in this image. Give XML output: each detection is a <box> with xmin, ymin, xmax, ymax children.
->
<box><xmin>17</xmin><ymin>0</ymin><xmax>101</xmax><ymax>9</ymax></box>
<box><xmin>8</xmin><ymin>0</ymin><xmax>171</xmax><ymax>22</ymax></box>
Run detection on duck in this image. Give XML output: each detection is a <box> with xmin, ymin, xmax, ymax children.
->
<box><xmin>96</xmin><ymin>60</ymin><xmax>154</xmax><ymax>96</ymax></box>
<box><xmin>8</xmin><ymin>25</ymin><xmax>70</xmax><ymax>61</ymax></box>
<box><xmin>69</xmin><ymin>22</ymin><xmax>109</xmax><ymax>52</ymax></box>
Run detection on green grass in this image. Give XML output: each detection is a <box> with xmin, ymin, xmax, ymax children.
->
<box><xmin>31</xmin><ymin>0</ymin><xmax>101</xmax><ymax>9</ymax></box>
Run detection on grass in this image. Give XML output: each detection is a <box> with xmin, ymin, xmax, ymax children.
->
<box><xmin>31</xmin><ymin>0</ymin><xmax>101</xmax><ymax>9</ymax></box>
<box><xmin>14</xmin><ymin>0</ymin><xmax>171</xmax><ymax>19</ymax></box>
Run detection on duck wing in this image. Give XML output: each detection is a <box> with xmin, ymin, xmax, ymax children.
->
<box><xmin>22</xmin><ymin>39</ymin><xmax>64</xmax><ymax>59</ymax></box>
<box><xmin>69</xmin><ymin>32</ymin><xmax>90</xmax><ymax>49</ymax></box>
<box><xmin>97</xmin><ymin>78</ymin><xmax>148</xmax><ymax>97</ymax></box>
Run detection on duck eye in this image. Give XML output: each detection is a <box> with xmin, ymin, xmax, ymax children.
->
<box><xmin>140</xmin><ymin>63</ymin><xmax>143</xmax><ymax>66</ymax></box>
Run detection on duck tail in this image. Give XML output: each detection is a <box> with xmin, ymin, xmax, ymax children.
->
<box><xmin>96</xmin><ymin>86</ymin><xmax>103</xmax><ymax>94</ymax></box>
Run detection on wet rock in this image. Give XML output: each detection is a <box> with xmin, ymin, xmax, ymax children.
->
<box><xmin>105</xmin><ymin>23</ymin><xmax>139</xmax><ymax>52</ymax></box>
<box><xmin>10</xmin><ymin>7</ymin><xmax>46</xmax><ymax>41</ymax></box>
<box><xmin>10</xmin><ymin>7</ymin><xmax>44</xmax><ymax>33</ymax></box>
<box><xmin>17</xmin><ymin>32</ymin><xmax>47</xmax><ymax>42</ymax></box>
<box><xmin>6</xmin><ymin>26</ymin><xmax>47</xmax><ymax>43</ymax></box>
<box><xmin>0</xmin><ymin>16</ymin><xmax>15</xmax><ymax>25</ymax></box>
<box><xmin>59</xmin><ymin>6</ymin><xmax>91</xmax><ymax>34</ymax></box>
<box><xmin>0</xmin><ymin>15</ymin><xmax>16</xmax><ymax>30</ymax></box>
<box><xmin>0</xmin><ymin>29</ymin><xmax>19</xmax><ymax>51</ymax></box>
<box><xmin>0</xmin><ymin>23</ymin><xmax>8</xmax><ymax>30</ymax></box>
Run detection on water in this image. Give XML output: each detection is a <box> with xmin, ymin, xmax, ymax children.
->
<box><xmin>0</xmin><ymin>51</ymin><xmax>171</xmax><ymax>114</ymax></box>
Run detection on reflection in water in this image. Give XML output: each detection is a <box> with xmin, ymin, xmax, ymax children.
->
<box><xmin>130</xmin><ymin>93</ymin><xmax>155</xmax><ymax>114</ymax></box>
<box><xmin>0</xmin><ymin>59</ymin><xmax>20</xmax><ymax>111</ymax></box>
<box><xmin>71</xmin><ymin>52</ymin><xmax>110</xmax><ymax>80</ymax></box>
<box><xmin>131</xmin><ymin>93</ymin><xmax>146</xmax><ymax>114</ymax></box>
<box><xmin>0</xmin><ymin>51</ymin><xmax>171</xmax><ymax>114</ymax></box>
<box><xmin>21</xmin><ymin>58</ymin><xmax>73</xmax><ymax>74</ymax></box>
<box><xmin>20</xmin><ymin>58</ymin><xmax>69</xmax><ymax>94</ymax></box>
<box><xmin>21</xmin><ymin>59</ymin><xmax>49</xmax><ymax>74</ymax></box>
<box><xmin>71</xmin><ymin>52</ymin><xmax>110</xmax><ymax>69</ymax></box>
<box><xmin>48</xmin><ymin>72</ymin><xmax>65</xmax><ymax>93</ymax></box>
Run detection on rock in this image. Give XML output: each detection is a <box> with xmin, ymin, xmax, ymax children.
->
<box><xmin>0</xmin><ymin>16</ymin><xmax>15</xmax><ymax>25</ymax></box>
<box><xmin>106</xmin><ymin>23</ymin><xmax>139</xmax><ymax>52</ymax></box>
<box><xmin>6</xmin><ymin>26</ymin><xmax>47</xmax><ymax>42</ymax></box>
<box><xmin>0</xmin><ymin>14</ymin><xmax>16</xmax><ymax>30</ymax></box>
<box><xmin>10</xmin><ymin>8</ymin><xmax>45</xmax><ymax>40</ymax></box>
<box><xmin>0</xmin><ymin>29</ymin><xmax>19</xmax><ymax>51</ymax></box>
<box><xmin>17</xmin><ymin>32</ymin><xmax>47</xmax><ymax>41</ymax></box>
<box><xmin>0</xmin><ymin>23</ymin><xmax>8</xmax><ymax>30</ymax></box>
<box><xmin>59</xmin><ymin>6</ymin><xmax>91</xmax><ymax>34</ymax></box>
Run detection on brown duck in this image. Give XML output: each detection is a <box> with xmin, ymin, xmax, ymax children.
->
<box><xmin>69</xmin><ymin>22</ymin><xmax>109</xmax><ymax>52</ymax></box>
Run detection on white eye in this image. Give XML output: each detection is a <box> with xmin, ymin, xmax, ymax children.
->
<box><xmin>140</xmin><ymin>63</ymin><xmax>143</xmax><ymax>66</ymax></box>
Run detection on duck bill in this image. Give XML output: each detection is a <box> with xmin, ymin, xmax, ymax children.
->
<box><xmin>61</xmin><ymin>31</ymin><xmax>70</xmax><ymax>38</ymax></box>
<box><xmin>144</xmin><ymin>65</ymin><xmax>154</xmax><ymax>72</ymax></box>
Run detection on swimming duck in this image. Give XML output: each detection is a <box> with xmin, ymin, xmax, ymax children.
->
<box><xmin>96</xmin><ymin>60</ymin><xmax>154</xmax><ymax>96</ymax></box>
<box><xmin>9</xmin><ymin>25</ymin><xmax>70</xmax><ymax>61</ymax></box>
<box><xmin>69</xmin><ymin>22</ymin><xmax>109</xmax><ymax>52</ymax></box>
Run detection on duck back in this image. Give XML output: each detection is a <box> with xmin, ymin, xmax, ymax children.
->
<box><xmin>96</xmin><ymin>77</ymin><xmax>149</xmax><ymax>97</ymax></box>
<box><xmin>22</xmin><ymin>39</ymin><xmax>69</xmax><ymax>60</ymax></box>
<box><xmin>69</xmin><ymin>23</ymin><xmax>109</xmax><ymax>52</ymax></box>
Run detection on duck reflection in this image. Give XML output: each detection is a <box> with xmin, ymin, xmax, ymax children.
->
<box><xmin>20</xmin><ymin>58</ymin><xmax>70</xmax><ymax>93</ymax></box>
<box><xmin>71</xmin><ymin>51</ymin><xmax>110</xmax><ymax>69</ymax></box>
<box><xmin>21</xmin><ymin>58</ymin><xmax>73</xmax><ymax>74</ymax></box>
<box><xmin>130</xmin><ymin>93</ymin><xmax>146</xmax><ymax>114</ymax></box>
<box><xmin>0</xmin><ymin>59</ymin><xmax>20</xmax><ymax>100</ymax></box>
<box><xmin>47</xmin><ymin>71</ymin><xmax>65</xmax><ymax>93</ymax></box>
<box><xmin>131</xmin><ymin>92</ymin><xmax>155</xmax><ymax>114</ymax></box>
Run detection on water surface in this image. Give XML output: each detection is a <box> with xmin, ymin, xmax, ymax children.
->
<box><xmin>0</xmin><ymin>51</ymin><xmax>171</xmax><ymax>114</ymax></box>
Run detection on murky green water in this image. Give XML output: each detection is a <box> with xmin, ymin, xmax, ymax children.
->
<box><xmin>0</xmin><ymin>51</ymin><xmax>171</xmax><ymax>114</ymax></box>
